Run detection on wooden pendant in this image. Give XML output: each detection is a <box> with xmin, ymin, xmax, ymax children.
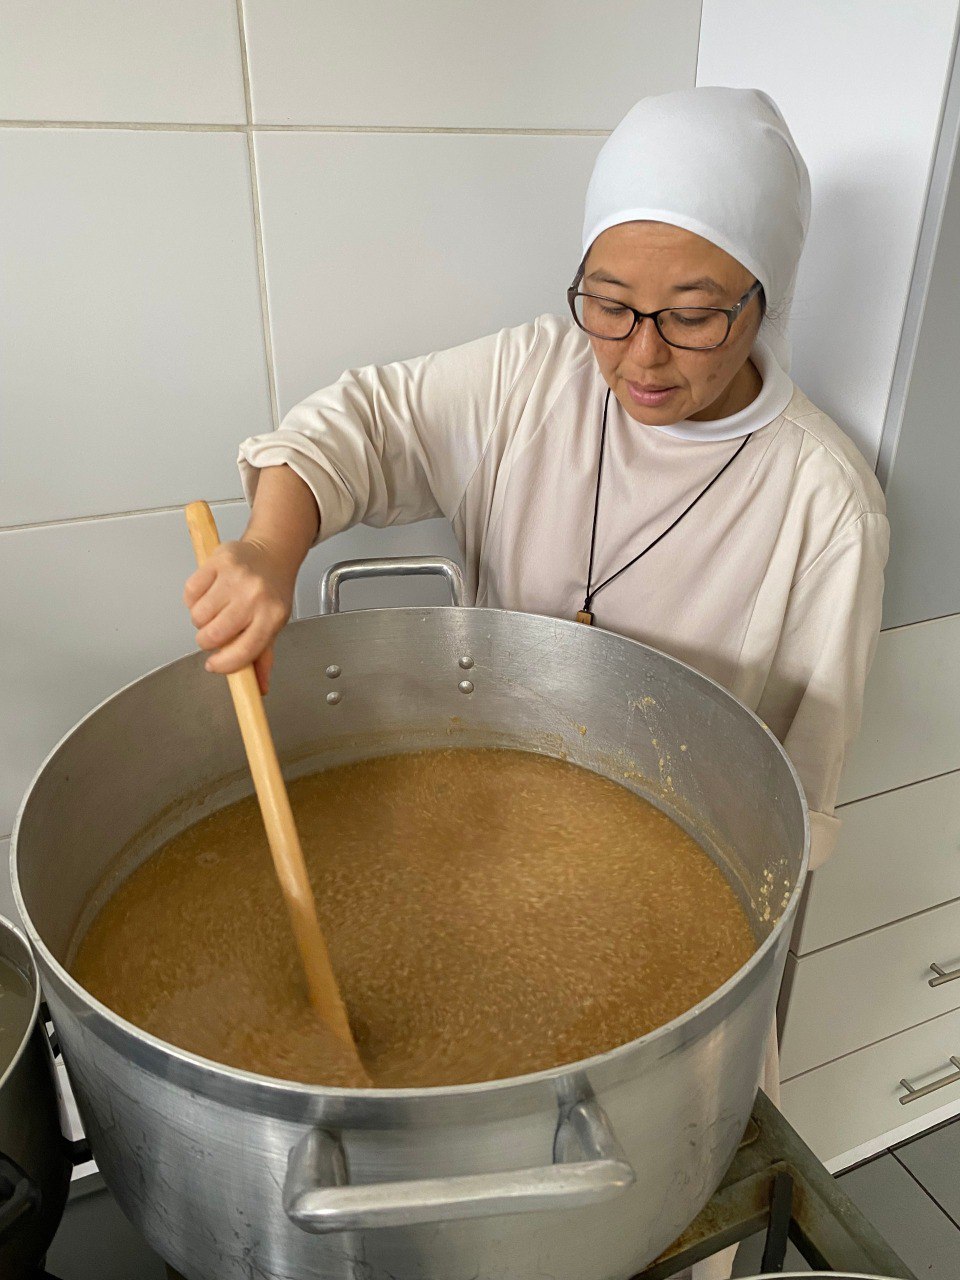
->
<box><xmin>576</xmin><ymin>610</ymin><xmax>594</xmax><ymax>626</ymax></box>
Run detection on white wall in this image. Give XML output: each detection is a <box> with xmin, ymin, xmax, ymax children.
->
<box><xmin>697</xmin><ymin>0</ymin><xmax>960</xmax><ymax>469</ymax></box>
<box><xmin>879</xmin><ymin>65</ymin><xmax>960</xmax><ymax>629</ymax></box>
<box><xmin>0</xmin><ymin>0</ymin><xmax>702</xmax><ymax>841</ymax></box>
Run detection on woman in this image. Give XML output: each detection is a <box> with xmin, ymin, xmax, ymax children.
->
<box><xmin>185</xmin><ymin>85</ymin><xmax>888</xmax><ymax>1279</ymax></box>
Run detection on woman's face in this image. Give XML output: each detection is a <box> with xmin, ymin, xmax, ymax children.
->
<box><xmin>581</xmin><ymin>221</ymin><xmax>764</xmax><ymax>424</ymax></box>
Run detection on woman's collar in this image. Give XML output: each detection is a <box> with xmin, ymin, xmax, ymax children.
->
<box><xmin>611</xmin><ymin>334</ymin><xmax>795</xmax><ymax>443</ymax></box>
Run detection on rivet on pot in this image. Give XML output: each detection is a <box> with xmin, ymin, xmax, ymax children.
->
<box><xmin>325</xmin><ymin>664</ymin><xmax>342</xmax><ymax>679</ymax></box>
<box><xmin>458</xmin><ymin>680</ymin><xmax>474</xmax><ymax>695</ymax></box>
<box><xmin>458</xmin><ymin>656</ymin><xmax>474</xmax><ymax>670</ymax></box>
<box><xmin>326</xmin><ymin>691</ymin><xmax>342</xmax><ymax>706</ymax></box>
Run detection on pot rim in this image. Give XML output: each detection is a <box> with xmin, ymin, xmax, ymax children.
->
<box><xmin>11</xmin><ymin>604</ymin><xmax>811</xmax><ymax>1103</ymax></box>
<box><xmin>0</xmin><ymin>913</ymin><xmax>42</xmax><ymax>1093</ymax></box>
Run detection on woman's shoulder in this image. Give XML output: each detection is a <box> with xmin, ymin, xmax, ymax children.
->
<box><xmin>448</xmin><ymin>311</ymin><xmax>595</xmax><ymax>420</ymax></box>
<box><xmin>777</xmin><ymin>384</ymin><xmax>887</xmax><ymax>523</ymax></box>
<box><xmin>488</xmin><ymin>310</ymin><xmax>592</xmax><ymax>368</ymax></box>
<box><xmin>436</xmin><ymin>311</ymin><xmax>591</xmax><ymax>401</ymax></box>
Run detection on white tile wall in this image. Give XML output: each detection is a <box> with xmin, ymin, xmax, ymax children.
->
<box><xmin>253</xmin><ymin>131</ymin><xmax>601</xmax><ymax>412</ymax></box>
<box><xmin>838</xmin><ymin>614</ymin><xmax>960</xmax><ymax>804</ymax></box>
<box><xmin>242</xmin><ymin>0</ymin><xmax>701</xmax><ymax>128</ymax></box>
<box><xmin>0</xmin><ymin>129</ymin><xmax>272</xmax><ymax>526</ymax></box>
<box><xmin>0</xmin><ymin>501</ymin><xmax>248</xmax><ymax>836</ymax></box>
<box><xmin>0</xmin><ymin>0</ymin><xmax>245</xmax><ymax>123</ymax></box>
<box><xmin>2</xmin><ymin>4</ymin><xmax>702</xmax><ymax>853</ymax></box>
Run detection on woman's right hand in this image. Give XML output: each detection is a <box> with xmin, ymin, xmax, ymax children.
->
<box><xmin>183</xmin><ymin>537</ymin><xmax>295</xmax><ymax>695</ymax></box>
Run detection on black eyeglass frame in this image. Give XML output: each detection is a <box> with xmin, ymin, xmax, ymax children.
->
<box><xmin>566</xmin><ymin>276</ymin><xmax>764</xmax><ymax>350</ymax></box>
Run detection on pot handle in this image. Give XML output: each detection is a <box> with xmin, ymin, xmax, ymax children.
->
<box><xmin>319</xmin><ymin>557</ymin><xmax>466</xmax><ymax>615</ymax></box>
<box><xmin>283</xmin><ymin>1097</ymin><xmax>634</xmax><ymax>1234</ymax></box>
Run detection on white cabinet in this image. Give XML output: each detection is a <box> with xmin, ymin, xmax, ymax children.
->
<box><xmin>793</xmin><ymin>768</ymin><xmax>960</xmax><ymax>955</ymax></box>
<box><xmin>777</xmin><ymin>114</ymin><xmax>960</xmax><ymax>1148</ymax></box>
<box><xmin>781</xmin><ymin>1003</ymin><xmax>960</xmax><ymax>1170</ymax></box>
<box><xmin>781</xmin><ymin>595</ymin><xmax>960</xmax><ymax>1161</ymax></box>
<box><xmin>780</xmin><ymin>898</ymin><xmax>960</xmax><ymax>1079</ymax></box>
<box><xmin>838</xmin><ymin>613</ymin><xmax>960</xmax><ymax>805</ymax></box>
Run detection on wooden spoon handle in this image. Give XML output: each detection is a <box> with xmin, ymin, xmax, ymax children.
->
<box><xmin>184</xmin><ymin>502</ymin><xmax>363</xmax><ymax>1064</ymax></box>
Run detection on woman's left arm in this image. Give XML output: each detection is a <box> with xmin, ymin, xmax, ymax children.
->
<box><xmin>755</xmin><ymin>509</ymin><xmax>890</xmax><ymax>870</ymax></box>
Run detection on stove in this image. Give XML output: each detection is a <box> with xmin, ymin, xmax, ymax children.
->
<box><xmin>638</xmin><ymin>1090</ymin><xmax>915</xmax><ymax>1278</ymax></box>
<box><xmin>26</xmin><ymin>1090</ymin><xmax>915</xmax><ymax>1280</ymax></box>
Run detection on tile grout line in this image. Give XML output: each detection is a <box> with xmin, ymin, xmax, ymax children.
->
<box><xmin>0</xmin><ymin>120</ymin><xmax>247</xmax><ymax>132</ymax></box>
<box><xmin>253</xmin><ymin>125</ymin><xmax>611</xmax><ymax>136</ymax></box>
<box><xmin>234</xmin><ymin>0</ymin><xmax>280</xmax><ymax>433</ymax></box>
<box><xmin>890</xmin><ymin>1147</ymin><xmax>960</xmax><ymax>1232</ymax></box>
<box><xmin>0</xmin><ymin>119</ymin><xmax>610</xmax><ymax>137</ymax></box>
<box><xmin>0</xmin><ymin>498</ymin><xmax>246</xmax><ymax>535</ymax></box>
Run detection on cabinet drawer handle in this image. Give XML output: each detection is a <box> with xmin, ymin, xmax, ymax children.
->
<box><xmin>899</xmin><ymin>1056</ymin><xmax>960</xmax><ymax>1105</ymax></box>
<box><xmin>929</xmin><ymin>962</ymin><xmax>960</xmax><ymax>988</ymax></box>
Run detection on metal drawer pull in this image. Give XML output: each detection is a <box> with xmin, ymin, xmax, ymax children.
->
<box><xmin>929</xmin><ymin>962</ymin><xmax>960</xmax><ymax>987</ymax></box>
<box><xmin>899</xmin><ymin>1056</ymin><xmax>960</xmax><ymax>1105</ymax></box>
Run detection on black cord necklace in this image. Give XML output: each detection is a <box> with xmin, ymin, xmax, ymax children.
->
<box><xmin>576</xmin><ymin>387</ymin><xmax>754</xmax><ymax>625</ymax></box>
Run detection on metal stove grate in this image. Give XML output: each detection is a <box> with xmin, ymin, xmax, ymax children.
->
<box><xmin>637</xmin><ymin>1090</ymin><xmax>916</xmax><ymax>1278</ymax></box>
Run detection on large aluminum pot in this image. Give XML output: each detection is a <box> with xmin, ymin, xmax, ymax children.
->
<box><xmin>0</xmin><ymin>915</ymin><xmax>72</xmax><ymax>1275</ymax></box>
<box><xmin>12</xmin><ymin>558</ymin><xmax>809</xmax><ymax>1280</ymax></box>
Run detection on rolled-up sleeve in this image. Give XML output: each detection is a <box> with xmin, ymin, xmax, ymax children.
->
<box><xmin>755</xmin><ymin>510</ymin><xmax>890</xmax><ymax>869</ymax></box>
<box><xmin>238</xmin><ymin>318</ymin><xmax>544</xmax><ymax>546</ymax></box>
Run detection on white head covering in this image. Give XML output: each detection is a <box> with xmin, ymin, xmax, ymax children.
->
<box><xmin>581</xmin><ymin>85</ymin><xmax>811</xmax><ymax>375</ymax></box>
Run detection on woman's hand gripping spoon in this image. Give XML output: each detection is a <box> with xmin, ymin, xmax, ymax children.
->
<box><xmin>185</xmin><ymin>501</ymin><xmax>371</xmax><ymax>1085</ymax></box>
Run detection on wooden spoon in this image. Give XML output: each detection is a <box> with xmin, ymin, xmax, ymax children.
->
<box><xmin>185</xmin><ymin>501</ymin><xmax>369</xmax><ymax>1081</ymax></box>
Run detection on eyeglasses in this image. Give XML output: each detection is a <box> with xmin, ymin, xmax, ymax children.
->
<box><xmin>567</xmin><ymin>277</ymin><xmax>763</xmax><ymax>350</ymax></box>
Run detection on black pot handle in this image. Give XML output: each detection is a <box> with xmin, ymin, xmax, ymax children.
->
<box><xmin>0</xmin><ymin>1151</ymin><xmax>41</xmax><ymax>1243</ymax></box>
